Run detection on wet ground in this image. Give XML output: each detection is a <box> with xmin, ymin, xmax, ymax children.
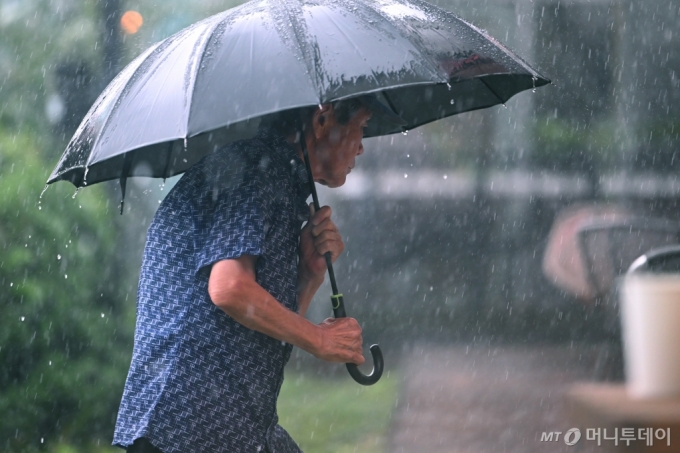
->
<box><xmin>387</xmin><ymin>343</ymin><xmax>621</xmax><ymax>453</ymax></box>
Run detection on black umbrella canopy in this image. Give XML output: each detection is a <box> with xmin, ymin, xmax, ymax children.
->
<box><xmin>48</xmin><ymin>0</ymin><xmax>549</xmax><ymax>189</ymax></box>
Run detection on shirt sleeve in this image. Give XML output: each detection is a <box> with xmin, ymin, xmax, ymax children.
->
<box><xmin>191</xmin><ymin>147</ymin><xmax>274</xmax><ymax>275</ymax></box>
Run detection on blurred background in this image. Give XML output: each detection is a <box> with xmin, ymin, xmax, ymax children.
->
<box><xmin>1</xmin><ymin>0</ymin><xmax>678</xmax><ymax>452</ymax></box>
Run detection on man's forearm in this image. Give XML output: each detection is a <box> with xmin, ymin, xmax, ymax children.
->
<box><xmin>297</xmin><ymin>271</ymin><xmax>324</xmax><ymax>317</ymax></box>
<box><xmin>213</xmin><ymin>277</ymin><xmax>322</xmax><ymax>355</ymax></box>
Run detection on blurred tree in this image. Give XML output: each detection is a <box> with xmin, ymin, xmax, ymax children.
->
<box><xmin>0</xmin><ymin>128</ymin><xmax>133</xmax><ymax>452</ymax></box>
<box><xmin>54</xmin><ymin>60</ymin><xmax>98</xmax><ymax>135</ymax></box>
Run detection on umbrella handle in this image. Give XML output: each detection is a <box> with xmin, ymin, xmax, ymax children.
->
<box><xmin>300</xmin><ymin>127</ymin><xmax>383</xmax><ymax>386</ymax></box>
<box><xmin>331</xmin><ymin>293</ymin><xmax>384</xmax><ymax>385</ymax></box>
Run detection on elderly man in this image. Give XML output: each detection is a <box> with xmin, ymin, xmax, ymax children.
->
<box><xmin>113</xmin><ymin>96</ymin><xmax>402</xmax><ymax>453</ymax></box>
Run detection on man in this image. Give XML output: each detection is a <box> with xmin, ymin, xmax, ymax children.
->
<box><xmin>113</xmin><ymin>95</ymin><xmax>403</xmax><ymax>453</ymax></box>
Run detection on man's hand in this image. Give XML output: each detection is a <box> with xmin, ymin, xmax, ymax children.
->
<box><xmin>299</xmin><ymin>204</ymin><xmax>344</xmax><ymax>281</ymax></box>
<box><xmin>312</xmin><ymin>317</ymin><xmax>365</xmax><ymax>365</ymax></box>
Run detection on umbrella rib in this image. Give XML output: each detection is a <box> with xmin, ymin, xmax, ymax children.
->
<box><xmin>85</xmin><ymin>36</ymin><xmax>190</xmax><ymax>180</ymax></box>
<box><xmin>273</xmin><ymin>2</ymin><xmax>322</xmax><ymax>101</ymax></box>
<box><xmin>64</xmin><ymin>41</ymin><xmax>161</xmax><ymax>179</ymax></box>
<box><xmin>185</xmin><ymin>12</ymin><xmax>232</xmax><ymax>137</ymax></box>
<box><xmin>478</xmin><ymin>76</ymin><xmax>506</xmax><ymax>105</ymax></box>
<box><xmin>361</xmin><ymin>1</ymin><xmax>445</xmax><ymax>82</ymax></box>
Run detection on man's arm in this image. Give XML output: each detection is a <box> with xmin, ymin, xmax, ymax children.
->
<box><xmin>208</xmin><ymin>256</ymin><xmax>364</xmax><ymax>364</ymax></box>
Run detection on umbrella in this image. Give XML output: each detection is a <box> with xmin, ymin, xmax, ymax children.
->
<box><xmin>46</xmin><ymin>0</ymin><xmax>550</xmax><ymax>385</ymax></box>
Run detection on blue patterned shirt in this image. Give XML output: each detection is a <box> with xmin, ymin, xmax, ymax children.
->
<box><xmin>113</xmin><ymin>127</ymin><xmax>310</xmax><ymax>453</ymax></box>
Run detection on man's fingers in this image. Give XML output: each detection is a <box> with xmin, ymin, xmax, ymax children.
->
<box><xmin>315</xmin><ymin>317</ymin><xmax>366</xmax><ymax>364</ymax></box>
<box><xmin>313</xmin><ymin>230</ymin><xmax>342</xmax><ymax>247</ymax></box>
<box><xmin>311</xmin><ymin>205</ymin><xmax>331</xmax><ymax>225</ymax></box>
<box><xmin>352</xmin><ymin>354</ymin><xmax>366</xmax><ymax>366</ymax></box>
<box><xmin>311</xmin><ymin>217</ymin><xmax>337</xmax><ymax>237</ymax></box>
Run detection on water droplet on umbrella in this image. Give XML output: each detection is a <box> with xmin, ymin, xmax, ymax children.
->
<box><xmin>402</xmin><ymin>130</ymin><xmax>408</xmax><ymax>136</ymax></box>
<box><xmin>83</xmin><ymin>167</ymin><xmax>90</xmax><ymax>185</ymax></box>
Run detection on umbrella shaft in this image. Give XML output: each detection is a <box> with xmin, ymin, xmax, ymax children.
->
<box><xmin>300</xmin><ymin>130</ymin><xmax>342</xmax><ymax>300</ymax></box>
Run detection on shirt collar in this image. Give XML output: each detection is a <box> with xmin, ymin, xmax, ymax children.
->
<box><xmin>255</xmin><ymin>126</ymin><xmax>311</xmax><ymax>202</ymax></box>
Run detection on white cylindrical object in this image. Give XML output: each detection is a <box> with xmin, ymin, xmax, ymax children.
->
<box><xmin>621</xmin><ymin>274</ymin><xmax>680</xmax><ymax>399</ymax></box>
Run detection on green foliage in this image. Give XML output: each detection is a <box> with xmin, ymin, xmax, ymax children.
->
<box><xmin>0</xmin><ymin>128</ymin><xmax>132</xmax><ymax>452</ymax></box>
<box><xmin>277</xmin><ymin>371</ymin><xmax>398</xmax><ymax>453</ymax></box>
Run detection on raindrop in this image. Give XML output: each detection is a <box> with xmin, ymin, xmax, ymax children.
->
<box><xmin>83</xmin><ymin>167</ymin><xmax>90</xmax><ymax>185</ymax></box>
<box><xmin>450</xmin><ymin>99</ymin><xmax>455</xmax><ymax>104</ymax></box>
<box><xmin>9</xmin><ymin>282</ymin><xmax>13</xmax><ymax>286</ymax></box>
<box><xmin>101</xmin><ymin>313</ymin><xmax>105</xmax><ymax>318</ymax></box>
<box><xmin>402</xmin><ymin>130</ymin><xmax>408</xmax><ymax>136</ymax></box>
<box><xmin>443</xmin><ymin>175</ymin><xmax>448</xmax><ymax>179</ymax></box>
<box><xmin>446</xmin><ymin>82</ymin><xmax>452</xmax><ymax>90</ymax></box>
<box><xmin>404</xmin><ymin>173</ymin><xmax>408</xmax><ymax>178</ymax></box>
<box><xmin>57</xmin><ymin>254</ymin><xmax>61</xmax><ymax>260</ymax></box>
<box><xmin>502</xmin><ymin>104</ymin><xmax>507</xmax><ymax>108</ymax></box>
<box><xmin>531</xmin><ymin>76</ymin><xmax>537</xmax><ymax>93</ymax></box>
<box><xmin>183</xmin><ymin>137</ymin><xmax>188</xmax><ymax>151</ymax></box>
<box><xmin>64</xmin><ymin>274</ymin><xmax>68</xmax><ymax>279</ymax></box>
<box><xmin>49</xmin><ymin>361</ymin><xmax>52</xmax><ymax>365</ymax></box>
<box><xmin>72</xmin><ymin>188</ymin><xmax>80</xmax><ymax>199</ymax></box>
<box><xmin>20</xmin><ymin>317</ymin><xmax>25</xmax><ymax>321</ymax></box>
<box><xmin>39</xmin><ymin>185</ymin><xmax>48</xmax><ymax>199</ymax></box>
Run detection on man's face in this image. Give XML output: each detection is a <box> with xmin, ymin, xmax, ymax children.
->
<box><xmin>311</xmin><ymin>106</ymin><xmax>372</xmax><ymax>188</ymax></box>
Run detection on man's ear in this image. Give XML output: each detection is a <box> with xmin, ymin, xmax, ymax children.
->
<box><xmin>312</xmin><ymin>103</ymin><xmax>333</xmax><ymax>139</ymax></box>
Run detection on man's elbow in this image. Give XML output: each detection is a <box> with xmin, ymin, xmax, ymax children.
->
<box><xmin>208</xmin><ymin>257</ymin><xmax>257</xmax><ymax>312</ymax></box>
<box><xmin>208</xmin><ymin>275</ymin><xmax>243</xmax><ymax>311</ymax></box>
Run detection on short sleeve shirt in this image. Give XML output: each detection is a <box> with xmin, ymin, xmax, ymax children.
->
<box><xmin>113</xmin><ymin>127</ymin><xmax>310</xmax><ymax>453</ymax></box>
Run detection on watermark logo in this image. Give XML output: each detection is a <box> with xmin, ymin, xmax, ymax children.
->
<box><xmin>540</xmin><ymin>427</ymin><xmax>671</xmax><ymax>448</ymax></box>
<box><xmin>564</xmin><ymin>428</ymin><xmax>582</xmax><ymax>446</ymax></box>
<box><xmin>540</xmin><ymin>428</ymin><xmax>581</xmax><ymax>445</ymax></box>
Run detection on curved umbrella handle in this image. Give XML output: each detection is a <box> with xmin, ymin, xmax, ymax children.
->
<box><xmin>346</xmin><ymin>345</ymin><xmax>384</xmax><ymax>386</ymax></box>
<box><xmin>331</xmin><ymin>293</ymin><xmax>383</xmax><ymax>385</ymax></box>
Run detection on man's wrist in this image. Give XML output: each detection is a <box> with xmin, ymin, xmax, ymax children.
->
<box><xmin>298</xmin><ymin>274</ymin><xmax>324</xmax><ymax>295</ymax></box>
<box><xmin>297</xmin><ymin>265</ymin><xmax>325</xmax><ymax>289</ymax></box>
